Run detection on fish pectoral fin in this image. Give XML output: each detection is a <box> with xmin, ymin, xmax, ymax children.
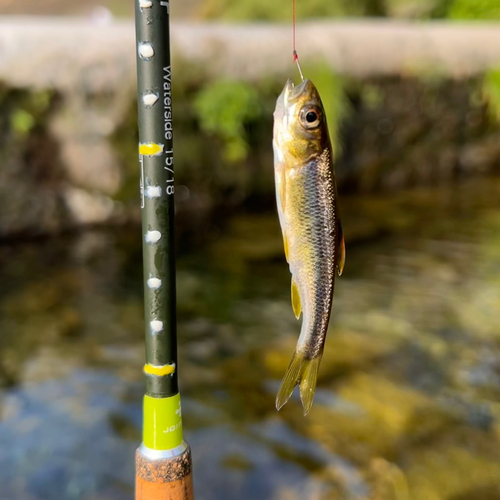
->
<box><xmin>279</xmin><ymin>170</ymin><xmax>286</xmax><ymax>213</ymax></box>
<box><xmin>291</xmin><ymin>278</ymin><xmax>302</xmax><ymax>319</ymax></box>
<box><xmin>275</xmin><ymin>351</ymin><xmax>322</xmax><ymax>416</ymax></box>
<box><xmin>276</xmin><ymin>170</ymin><xmax>289</xmax><ymax>262</ymax></box>
<box><xmin>337</xmin><ymin>219</ymin><xmax>346</xmax><ymax>276</ymax></box>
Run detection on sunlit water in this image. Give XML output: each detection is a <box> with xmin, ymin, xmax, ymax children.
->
<box><xmin>1</xmin><ymin>177</ymin><xmax>500</xmax><ymax>500</ymax></box>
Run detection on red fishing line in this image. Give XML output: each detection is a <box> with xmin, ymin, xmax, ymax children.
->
<box><xmin>293</xmin><ymin>0</ymin><xmax>297</xmax><ymax>61</ymax></box>
<box><xmin>292</xmin><ymin>0</ymin><xmax>304</xmax><ymax>80</ymax></box>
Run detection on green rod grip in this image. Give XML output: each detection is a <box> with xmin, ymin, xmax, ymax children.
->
<box><xmin>143</xmin><ymin>394</ymin><xmax>183</xmax><ymax>450</ymax></box>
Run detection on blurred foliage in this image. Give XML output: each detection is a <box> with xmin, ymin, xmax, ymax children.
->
<box><xmin>483</xmin><ymin>68</ymin><xmax>500</xmax><ymax>121</ymax></box>
<box><xmin>198</xmin><ymin>0</ymin><xmax>500</xmax><ymax>20</ymax></box>
<box><xmin>199</xmin><ymin>0</ymin><xmax>387</xmax><ymax>20</ymax></box>
<box><xmin>447</xmin><ymin>0</ymin><xmax>500</xmax><ymax>19</ymax></box>
<box><xmin>193</xmin><ymin>80</ymin><xmax>262</xmax><ymax>162</ymax></box>
<box><xmin>5</xmin><ymin>0</ymin><xmax>500</xmax><ymax>19</ymax></box>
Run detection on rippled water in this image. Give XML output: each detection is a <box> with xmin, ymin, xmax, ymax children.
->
<box><xmin>1</xmin><ymin>177</ymin><xmax>500</xmax><ymax>500</ymax></box>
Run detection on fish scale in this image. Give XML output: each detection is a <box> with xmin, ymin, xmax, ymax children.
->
<box><xmin>291</xmin><ymin>155</ymin><xmax>336</xmax><ymax>354</ymax></box>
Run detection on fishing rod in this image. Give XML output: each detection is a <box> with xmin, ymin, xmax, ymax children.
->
<box><xmin>134</xmin><ymin>1</ymin><xmax>194</xmax><ymax>498</ymax></box>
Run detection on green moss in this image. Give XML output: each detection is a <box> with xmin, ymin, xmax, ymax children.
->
<box><xmin>193</xmin><ymin>80</ymin><xmax>262</xmax><ymax>162</ymax></box>
<box><xmin>11</xmin><ymin>109</ymin><xmax>35</xmax><ymax>135</ymax></box>
<box><xmin>0</xmin><ymin>86</ymin><xmax>53</xmax><ymax>138</ymax></box>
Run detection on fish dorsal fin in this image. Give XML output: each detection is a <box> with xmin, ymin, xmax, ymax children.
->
<box><xmin>291</xmin><ymin>278</ymin><xmax>302</xmax><ymax>319</ymax></box>
<box><xmin>337</xmin><ymin>219</ymin><xmax>346</xmax><ymax>276</ymax></box>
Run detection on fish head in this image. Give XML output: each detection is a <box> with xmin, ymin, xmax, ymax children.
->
<box><xmin>273</xmin><ymin>78</ymin><xmax>330</xmax><ymax>166</ymax></box>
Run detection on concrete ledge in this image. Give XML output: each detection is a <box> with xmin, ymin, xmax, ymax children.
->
<box><xmin>1</xmin><ymin>18</ymin><xmax>500</xmax><ymax>92</ymax></box>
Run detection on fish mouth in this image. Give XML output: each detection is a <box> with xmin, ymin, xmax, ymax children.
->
<box><xmin>281</xmin><ymin>78</ymin><xmax>311</xmax><ymax>105</ymax></box>
<box><xmin>274</xmin><ymin>78</ymin><xmax>314</xmax><ymax>123</ymax></box>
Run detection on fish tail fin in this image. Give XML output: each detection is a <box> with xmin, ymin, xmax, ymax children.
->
<box><xmin>276</xmin><ymin>351</ymin><xmax>322</xmax><ymax>416</ymax></box>
<box><xmin>299</xmin><ymin>356</ymin><xmax>321</xmax><ymax>415</ymax></box>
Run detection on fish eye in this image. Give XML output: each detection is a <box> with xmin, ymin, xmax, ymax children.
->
<box><xmin>306</xmin><ymin>111</ymin><xmax>317</xmax><ymax>123</ymax></box>
<box><xmin>300</xmin><ymin>107</ymin><xmax>321</xmax><ymax>129</ymax></box>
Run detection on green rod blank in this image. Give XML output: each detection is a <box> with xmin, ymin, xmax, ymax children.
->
<box><xmin>135</xmin><ymin>0</ymin><xmax>178</xmax><ymax>398</ymax></box>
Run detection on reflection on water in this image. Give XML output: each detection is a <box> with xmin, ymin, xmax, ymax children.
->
<box><xmin>1</xmin><ymin>177</ymin><xmax>500</xmax><ymax>500</ymax></box>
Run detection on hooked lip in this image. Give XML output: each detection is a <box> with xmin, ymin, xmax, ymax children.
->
<box><xmin>283</xmin><ymin>79</ymin><xmax>294</xmax><ymax>104</ymax></box>
<box><xmin>281</xmin><ymin>78</ymin><xmax>311</xmax><ymax>105</ymax></box>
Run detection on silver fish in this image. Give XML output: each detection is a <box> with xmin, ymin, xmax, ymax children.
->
<box><xmin>273</xmin><ymin>78</ymin><xmax>345</xmax><ymax>415</ymax></box>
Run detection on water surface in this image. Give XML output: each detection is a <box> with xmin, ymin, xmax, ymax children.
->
<box><xmin>1</xmin><ymin>177</ymin><xmax>500</xmax><ymax>500</ymax></box>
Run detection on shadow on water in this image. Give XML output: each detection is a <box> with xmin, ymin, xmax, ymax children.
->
<box><xmin>1</xmin><ymin>177</ymin><xmax>500</xmax><ymax>499</ymax></box>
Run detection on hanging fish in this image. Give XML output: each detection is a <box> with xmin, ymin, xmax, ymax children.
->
<box><xmin>273</xmin><ymin>78</ymin><xmax>345</xmax><ymax>416</ymax></box>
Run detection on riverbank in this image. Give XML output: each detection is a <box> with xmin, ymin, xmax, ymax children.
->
<box><xmin>1</xmin><ymin>18</ymin><xmax>500</xmax><ymax>238</ymax></box>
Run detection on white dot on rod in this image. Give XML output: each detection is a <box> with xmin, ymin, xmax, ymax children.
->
<box><xmin>139</xmin><ymin>0</ymin><xmax>153</xmax><ymax>8</ymax></box>
<box><xmin>147</xmin><ymin>277</ymin><xmax>162</xmax><ymax>290</ymax></box>
<box><xmin>150</xmin><ymin>320</ymin><xmax>164</xmax><ymax>333</ymax></box>
<box><xmin>138</xmin><ymin>43</ymin><xmax>154</xmax><ymax>60</ymax></box>
<box><xmin>145</xmin><ymin>230</ymin><xmax>161</xmax><ymax>244</ymax></box>
<box><xmin>145</xmin><ymin>186</ymin><xmax>162</xmax><ymax>199</ymax></box>
<box><xmin>143</xmin><ymin>93</ymin><xmax>159</xmax><ymax>107</ymax></box>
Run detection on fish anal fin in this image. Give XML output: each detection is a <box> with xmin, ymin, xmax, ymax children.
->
<box><xmin>275</xmin><ymin>351</ymin><xmax>322</xmax><ymax>416</ymax></box>
<box><xmin>291</xmin><ymin>278</ymin><xmax>301</xmax><ymax>319</ymax></box>
<box><xmin>337</xmin><ymin>220</ymin><xmax>346</xmax><ymax>276</ymax></box>
<box><xmin>283</xmin><ymin>234</ymin><xmax>289</xmax><ymax>262</ymax></box>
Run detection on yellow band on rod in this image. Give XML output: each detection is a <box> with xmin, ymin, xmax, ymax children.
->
<box><xmin>144</xmin><ymin>363</ymin><xmax>176</xmax><ymax>376</ymax></box>
<box><xmin>143</xmin><ymin>394</ymin><xmax>183</xmax><ymax>450</ymax></box>
<box><xmin>139</xmin><ymin>142</ymin><xmax>164</xmax><ymax>156</ymax></box>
